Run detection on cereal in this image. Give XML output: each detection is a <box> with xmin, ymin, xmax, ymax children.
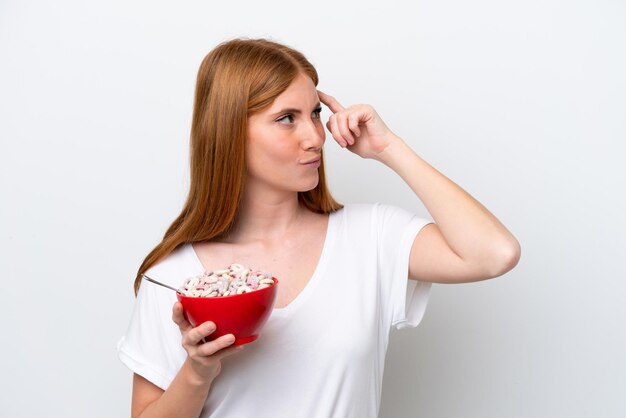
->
<box><xmin>178</xmin><ymin>264</ymin><xmax>274</xmax><ymax>297</ymax></box>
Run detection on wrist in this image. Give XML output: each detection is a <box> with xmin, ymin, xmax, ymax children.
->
<box><xmin>374</xmin><ymin>134</ymin><xmax>411</xmax><ymax>167</ymax></box>
<box><xmin>181</xmin><ymin>358</ymin><xmax>215</xmax><ymax>391</ymax></box>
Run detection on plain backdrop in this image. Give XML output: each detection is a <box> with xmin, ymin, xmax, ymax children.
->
<box><xmin>1</xmin><ymin>0</ymin><xmax>625</xmax><ymax>417</ymax></box>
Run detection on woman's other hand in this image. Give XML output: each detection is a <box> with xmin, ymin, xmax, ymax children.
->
<box><xmin>131</xmin><ymin>305</ymin><xmax>242</xmax><ymax>417</ymax></box>
<box><xmin>172</xmin><ymin>302</ymin><xmax>242</xmax><ymax>384</ymax></box>
<box><xmin>318</xmin><ymin>90</ymin><xmax>400</xmax><ymax>160</ymax></box>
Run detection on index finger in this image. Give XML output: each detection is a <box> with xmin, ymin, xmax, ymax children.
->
<box><xmin>317</xmin><ymin>90</ymin><xmax>345</xmax><ymax>113</ymax></box>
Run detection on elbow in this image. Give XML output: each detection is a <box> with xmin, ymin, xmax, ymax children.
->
<box><xmin>455</xmin><ymin>238</ymin><xmax>522</xmax><ymax>283</ymax></box>
<box><xmin>487</xmin><ymin>238</ymin><xmax>521</xmax><ymax>278</ymax></box>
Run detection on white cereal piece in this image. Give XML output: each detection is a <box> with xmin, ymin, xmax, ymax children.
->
<box><xmin>259</xmin><ymin>278</ymin><xmax>274</xmax><ymax>285</ymax></box>
<box><xmin>236</xmin><ymin>285</ymin><xmax>251</xmax><ymax>294</ymax></box>
<box><xmin>230</xmin><ymin>263</ymin><xmax>245</xmax><ymax>272</ymax></box>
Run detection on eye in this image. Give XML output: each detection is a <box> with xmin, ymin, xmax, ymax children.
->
<box><xmin>276</xmin><ymin>114</ymin><xmax>295</xmax><ymax>124</ymax></box>
<box><xmin>312</xmin><ymin>107</ymin><xmax>322</xmax><ymax>119</ymax></box>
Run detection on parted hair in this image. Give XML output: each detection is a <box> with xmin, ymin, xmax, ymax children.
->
<box><xmin>133</xmin><ymin>38</ymin><xmax>343</xmax><ymax>294</ymax></box>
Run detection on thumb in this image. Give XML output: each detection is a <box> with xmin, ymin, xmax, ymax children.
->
<box><xmin>172</xmin><ymin>302</ymin><xmax>193</xmax><ymax>332</ymax></box>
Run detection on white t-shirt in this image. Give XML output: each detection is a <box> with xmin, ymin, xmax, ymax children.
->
<box><xmin>118</xmin><ymin>203</ymin><xmax>433</xmax><ymax>417</ymax></box>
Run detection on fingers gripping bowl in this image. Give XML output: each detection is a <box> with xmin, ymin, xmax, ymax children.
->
<box><xmin>176</xmin><ymin>265</ymin><xmax>278</xmax><ymax>346</ymax></box>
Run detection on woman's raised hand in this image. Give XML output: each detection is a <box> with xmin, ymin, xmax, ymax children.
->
<box><xmin>318</xmin><ymin>90</ymin><xmax>400</xmax><ymax>160</ymax></box>
<box><xmin>172</xmin><ymin>302</ymin><xmax>242</xmax><ymax>384</ymax></box>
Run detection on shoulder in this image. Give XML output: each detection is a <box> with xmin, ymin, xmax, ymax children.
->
<box><xmin>331</xmin><ymin>202</ymin><xmax>408</xmax><ymax>236</ymax></box>
<box><xmin>333</xmin><ymin>202</ymin><xmax>379</xmax><ymax>219</ymax></box>
<box><xmin>336</xmin><ymin>202</ymin><xmax>411</xmax><ymax>223</ymax></box>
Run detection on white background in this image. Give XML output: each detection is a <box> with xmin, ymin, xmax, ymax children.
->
<box><xmin>1</xmin><ymin>0</ymin><xmax>625</xmax><ymax>417</ymax></box>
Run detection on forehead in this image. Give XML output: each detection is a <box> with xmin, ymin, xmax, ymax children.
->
<box><xmin>267</xmin><ymin>73</ymin><xmax>318</xmax><ymax>110</ymax></box>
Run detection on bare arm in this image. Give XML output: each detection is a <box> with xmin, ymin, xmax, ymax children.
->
<box><xmin>131</xmin><ymin>303</ymin><xmax>242</xmax><ymax>418</ymax></box>
<box><xmin>377</xmin><ymin>138</ymin><xmax>520</xmax><ymax>283</ymax></box>
<box><xmin>318</xmin><ymin>91</ymin><xmax>520</xmax><ymax>283</ymax></box>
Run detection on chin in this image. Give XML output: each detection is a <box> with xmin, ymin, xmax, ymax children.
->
<box><xmin>298</xmin><ymin>176</ymin><xmax>320</xmax><ymax>192</ymax></box>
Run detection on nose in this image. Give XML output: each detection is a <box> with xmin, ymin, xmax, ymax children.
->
<box><xmin>301</xmin><ymin>119</ymin><xmax>325</xmax><ymax>151</ymax></box>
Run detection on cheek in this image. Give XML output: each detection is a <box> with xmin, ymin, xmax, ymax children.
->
<box><xmin>246</xmin><ymin>136</ymin><xmax>293</xmax><ymax>172</ymax></box>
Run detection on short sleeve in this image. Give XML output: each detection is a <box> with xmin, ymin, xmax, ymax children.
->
<box><xmin>116</xmin><ymin>277</ymin><xmax>187</xmax><ymax>390</ymax></box>
<box><xmin>375</xmin><ymin>203</ymin><xmax>434</xmax><ymax>330</ymax></box>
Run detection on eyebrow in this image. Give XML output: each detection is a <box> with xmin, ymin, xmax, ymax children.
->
<box><xmin>271</xmin><ymin>102</ymin><xmax>322</xmax><ymax>117</ymax></box>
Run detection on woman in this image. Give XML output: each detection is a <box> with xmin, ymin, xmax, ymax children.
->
<box><xmin>118</xmin><ymin>37</ymin><xmax>521</xmax><ymax>417</ymax></box>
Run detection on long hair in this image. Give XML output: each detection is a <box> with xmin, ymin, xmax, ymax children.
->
<box><xmin>133</xmin><ymin>38</ymin><xmax>343</xmax><ymax>294</ymax></box>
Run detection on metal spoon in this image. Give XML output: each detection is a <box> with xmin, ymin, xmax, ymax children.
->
<box><xmin>142</xmin><ymin>274</ymin><xmax>180</xmax><ymax>293</ymax></box>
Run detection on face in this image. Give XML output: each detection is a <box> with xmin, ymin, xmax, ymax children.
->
<box><xmin>245</xmin><ymin>73</ymin><xmax>326</xmax><ymax>195</ymax></box>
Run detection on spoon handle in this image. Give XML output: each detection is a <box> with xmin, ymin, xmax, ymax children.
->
<box><xmin>142</xmin><ymin>274</ymin><xmax>180</xmax><ymax>293</ymax></box>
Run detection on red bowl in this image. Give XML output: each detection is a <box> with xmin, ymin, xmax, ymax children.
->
<box><xmin>176</xmin><ymin>278</ymin><xmax>278</xmax><ymax>346</ymax></box>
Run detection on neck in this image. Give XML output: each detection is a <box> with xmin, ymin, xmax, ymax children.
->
<box><xmin>227</xmin><ymin>184</ymin><xmax>305</xmax><ymax>243</ymax></box>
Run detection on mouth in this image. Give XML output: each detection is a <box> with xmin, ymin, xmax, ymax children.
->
<box><xmin>301</xmin><ymin>157</ymin><xmax>321</xmax><ymax>165</ymax></box>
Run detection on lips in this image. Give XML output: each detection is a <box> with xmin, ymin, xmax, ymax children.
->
<box><xmin>301</xmin><ymin>157</ymin><xmax>321</xmax><ymax>165</ymax></box>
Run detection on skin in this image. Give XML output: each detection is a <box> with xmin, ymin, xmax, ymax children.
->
<box><xmin>131</xmin><ymin>72</ymin><xmax>521</xmax><ymax>417</ymax></box>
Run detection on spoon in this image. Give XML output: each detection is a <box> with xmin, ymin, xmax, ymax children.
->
<box><xmin>142</xmin><ymin>274</ymin><xmax>180</xmax><ymax>293</ymax></box>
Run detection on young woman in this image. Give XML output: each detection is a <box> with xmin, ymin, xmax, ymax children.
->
<box><xmin>118</xmin><ymin>38</ymin><xmax>521</xmax><ymax>418</ymax></box>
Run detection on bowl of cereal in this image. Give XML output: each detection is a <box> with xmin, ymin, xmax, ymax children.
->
<box><xmin>176</xmin><ymin>264</ymin><xmax>278</xmax><ymax>346</ymax></box>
